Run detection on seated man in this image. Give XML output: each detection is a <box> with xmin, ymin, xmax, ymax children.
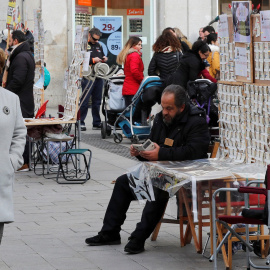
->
<box><xmin>85</xmin><ymin>84</ymin><xmax>210</xmax><ymax>254</ymax></box>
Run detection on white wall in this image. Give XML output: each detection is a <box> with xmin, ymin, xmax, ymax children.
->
<box><xmin>157</xmin><ymin>0</ymin><xmax>218</xmax><ymax>43</ymax></box>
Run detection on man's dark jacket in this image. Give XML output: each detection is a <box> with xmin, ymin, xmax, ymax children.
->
<box><xmin>6</xmin><ymin>41</ymin><xmax>35</xmax><ymax>118</ymax></box>
<box><xmin>87</xmin><ymin>41</ymin><xmax>105</xmax><ymax>65</ymax></box>
<box><xmin>138</xmin><ymin>103</ymin><xmax>210</xmax><ymax>161</ymax></box>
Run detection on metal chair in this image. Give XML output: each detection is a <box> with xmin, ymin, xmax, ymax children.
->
<box><xmin>56</xmin><ymin>148</ymin><xmax>92</xmax><ymax>184</ymax></box>
<box><xmin>211</xmin><ymin>164</ymin><xmax>270</xmax><ymax>270</ymax></box>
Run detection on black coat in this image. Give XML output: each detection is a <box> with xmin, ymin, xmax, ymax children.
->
<box><xmin>148</xmin><ymin>41</ymin><xmax>189</xmax><ymax>80</ymax></box>
<box><xmin>171</xmin><ymin>51</ymin><xmax>205</xmax><ymax>89</ymax></box>
<box><xmin>148</xmin><ymin>51</ymin><xmax>182</xmax><ymax>79</ymax></box>
<box><xmin>6</xmin><ymin>42</ymin><xmax>35</xmax><ymax>118</ymax></box>
<box><xmin>138</xmin><ymin>103</ymin><xmax>210</xmax><ymax>161</ymax></box>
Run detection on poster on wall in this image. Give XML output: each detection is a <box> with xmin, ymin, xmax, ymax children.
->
<box><xmin>92</xmin><ymin>16</ymin><xmax>123</xmax><ymax>67</ymax></box>
<box><xmin>235</xmin><ymin>46</ymin><xmax>247</xmax><ymax>76</ymax></box>
<box><xmin>261</xmin><ymin>10</ymin><xmax>270</xmax><ymax>41</ymax></box>
<box><xmin>6</xmin><ymin>0</ymin><xmax>16</xmax><ymax>29</ymax></box>
<box><xmin>218</xmin><ymin>14</ymin><xmax>229</xmax><ymax>38</ymax></box>
<box><xmin>232</xmin><ymin>1</ymin><xmax>251</xmax><ymax>43</ymax></box>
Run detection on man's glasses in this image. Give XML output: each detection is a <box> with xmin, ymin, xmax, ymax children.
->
<box><xmin>91</xmin><ymin>34</ymin><xmax>100</xmax><ymax>41</ymax></box>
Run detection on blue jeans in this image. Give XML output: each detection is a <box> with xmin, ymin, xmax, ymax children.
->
<box><xmin>80</xmin><ymin>77</ymin><xmax>104</xmax><ymax>126</ymax></box>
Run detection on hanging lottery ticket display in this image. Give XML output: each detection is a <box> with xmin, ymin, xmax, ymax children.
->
<box><xmin>62</xmin><ymin>25</ymin><xmax>84</xmax><ymax>121</ymax></box>
<box><xmin>33</xmin><ymin>9</ymin><xmax>45</xmax><ymax>114</ymax></box>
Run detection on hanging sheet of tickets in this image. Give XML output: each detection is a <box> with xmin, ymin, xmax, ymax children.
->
<box><xmin>62</xmin><ymin>25</ymin><xmax>84</xmax><ymax>121</ymax></box>
<box><xmin>6</xmin><ymin>0</ymin><xmax>16</xmax><ymax>29</ymax></box>
<box><xmin>33</xmin><ymin>9</ymin><xmax>45</xmax><ymax>114</ymax></box>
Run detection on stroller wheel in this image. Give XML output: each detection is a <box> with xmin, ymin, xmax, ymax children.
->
<box><xmin>101</xmin><ymin>122</ymin><xmax>107</xmax><ymax>139</ymax></box>
<box><xmin>106</xmin><ymin>125</ymin><xmax>112</xmax><ymax>136</ymax></box>
<box><xmin>131</xmin><ymin>135</ymin><xmax>139</xmax><ymax>144</ymax></box>
<box><xmin>114</xmin><ymin>133</ymin><xmax>123</xmax><ymax>143</ymax></box>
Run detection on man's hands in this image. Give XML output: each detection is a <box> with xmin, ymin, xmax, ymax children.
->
<box><xmin>130</xmin><ymin>143</ymin><xmax>160</xmax><ymax>161</ymax></box>
<box><xmin>93</xmin><ymin>56</ymin><xmax>108</xmax><ymax>63</ymax></box>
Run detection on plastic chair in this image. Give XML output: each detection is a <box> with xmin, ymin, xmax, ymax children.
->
<box><xmin>211</xmin><ymin>164</ymin><xmax>270</xmax><ymax>270</ymax></box>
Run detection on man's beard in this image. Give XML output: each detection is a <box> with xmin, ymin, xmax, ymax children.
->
<box><xmin>162</xmin><ymin>110</ymin><xmax>182</xmax><ymax>126</ymax></box>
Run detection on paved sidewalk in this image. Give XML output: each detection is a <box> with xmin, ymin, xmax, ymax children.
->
<box><xmin>0</xmin><ymin>112</ymin><xmax>262</xmax><ymax>270</ymax></box>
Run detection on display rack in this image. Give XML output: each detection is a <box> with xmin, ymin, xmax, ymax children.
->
<box><xmin>33</xmin><ymin>9</ymin><xmax>45</xmax><ymax>114</ymax></box>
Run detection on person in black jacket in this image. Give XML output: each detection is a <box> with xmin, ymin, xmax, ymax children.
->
<box><xmin>148</xmin><ymin>28</ymin><xmax>188</xmax><ymax>80</ymax></box>
<box><xmin>85</xmin><ymin>85</ymin><xmax>210</xmax><ymax>254</ymax></box>
<box><xmin>80</xmin><ymin>27</ymin><xmax>108</xmax><ymax>131</ymax></box>
<box><xmin>3</xmin><ymin>30</ymin><xmax>35</xmax><ymax>171</ymax></box>
<box><xmin>170</xmin><ymin>40</ymin><xmax>211</xmax><ymax>89</ymax></box>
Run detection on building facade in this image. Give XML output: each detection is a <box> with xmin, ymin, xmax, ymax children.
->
<box><xmin>0</xmin><ymin>0</ymin><xmax>226</xmax><ymax>106</ymax></box>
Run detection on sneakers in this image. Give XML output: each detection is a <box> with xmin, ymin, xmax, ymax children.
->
<box><xmin>124</xmin><ymin>237</ymin><xmax>145</xmax><ymax>254</ymax></box>
<box><xmin>17</xmin><ymin>164</ymin><xmax>29</xmax><ymax>172</ymax></box>
<box><xmin>81</xmin><ymin>125</ymin><xmax>86</xmax><ymax>131</ymax></box>
<box><xmin>85</xmin><ymin>232</ymin><xmax>121</xmax><ymax>246</ymax></box>
<box><xmin>92</xmin><ymin>123</ymin><xmax>102</xmax><ymax>130</ymax></box>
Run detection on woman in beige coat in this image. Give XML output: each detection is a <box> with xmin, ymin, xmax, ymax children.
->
<box><xmin>0</xmin><ymin>48</ymin><xmax>26</xmax><ymax>244</ymax></box>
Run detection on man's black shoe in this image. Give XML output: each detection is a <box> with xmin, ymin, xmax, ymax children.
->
<box><xmin>85</xmin><ymin>232</ymin><xmax>121</xmax><ymax>246</ymax></box>
<box><xmin>92</xmin><ymin>123</ymin><xmax>102</xmax><ymax>130</ymax></box>
<box><xmin>124</xmin><ymin>238</ymin><xmax>145</xmax><ymax>254</ymax></box>
<box><xmin>81</xmin><ymin>125</ymin><xmax>86</xmax><ymax>131</ymax></box>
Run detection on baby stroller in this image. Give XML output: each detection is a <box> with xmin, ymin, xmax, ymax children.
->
<box><xmin>101</xmin><ymin>70</ymin><xmax>126</xmax><ymax>139</ymax></box>
<box><xmin>187</xmin><ymin>79</ymin><xmax>219</xmax><ymax>142</ymax></box>
<box><xmin>113</xmin><ymin>76</ymin><xmax>164</xmax><ymax>144</ymax></box>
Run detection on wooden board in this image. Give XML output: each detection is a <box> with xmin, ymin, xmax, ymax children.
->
<box><xmin>24</xmin><ymin>118</ymin><xmax>77</xmax><ymax>126</ymax></box>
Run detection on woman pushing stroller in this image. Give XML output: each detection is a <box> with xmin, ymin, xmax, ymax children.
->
<box><xmin>116</xmin><ymin>37</ymin><xmax>144</xmax><ymax>107</ymax></box>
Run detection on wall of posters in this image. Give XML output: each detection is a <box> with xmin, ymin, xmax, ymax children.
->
<box><xmin>92</xmin><ymin>16</ymin><xmax>123</xmax><ymax>66</ymax></box>
<box><xmin>232</xmin><ymin>1</ymin><xmax>251</xmax><ymax>43</ymax></box>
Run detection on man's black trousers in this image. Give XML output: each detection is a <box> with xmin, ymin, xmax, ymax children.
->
<box><xmin>100</xmin><ymin>174</ymin><xmax>169</xmax><ymax>241</ymax></box>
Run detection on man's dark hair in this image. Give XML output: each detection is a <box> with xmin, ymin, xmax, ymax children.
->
<box><xmin>202</xmin><ymin>26</ymin><xmax>215</xmax><ymax>33</ymax></box>
<box><xmin>206</xmin><ymin>33</ymin><xmax>218</xmax><ymax>45</ymax></box>
<box><xmin>12</xmin><ymin>30</ymin><xmax>26</xmax><ymax>43</ymax></box>
<box><xmin>89</xmin><ymin>27</ymin><xmax>102</xmax><ymax>37</ymax></box>
<box><xmin>162</xmin><ymin>84</ymin><xmax>186</xmax><ymax>108</ymax></box>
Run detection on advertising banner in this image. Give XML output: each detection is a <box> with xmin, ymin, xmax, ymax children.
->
<box><xmin>92</xmin><ymin>16</ymin><xmax>123</xmax><ymax>66</ymax></box>
<box><xmin>6</xmin><ymin>0</ymin><xmax>16</xmax><ymax>29</ymax></box>
<box><xmin>232</xmin><ymin>1</ymin><xmax>251</xmax><ymax>43</ymax></box>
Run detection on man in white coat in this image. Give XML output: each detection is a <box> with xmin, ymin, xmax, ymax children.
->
<box><xmin>0</xmin><ymin>48</ymin><xmax>26</xmax><ymax>244</ymax></box>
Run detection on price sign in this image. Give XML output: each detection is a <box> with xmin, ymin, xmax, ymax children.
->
<box><xmin>92</xmin><ymin>16</ymin><xmax>123</xmax><ymax>66</ymax></box>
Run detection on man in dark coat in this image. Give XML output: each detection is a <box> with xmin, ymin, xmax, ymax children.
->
<box><xmin>3</xmin><ymin>30</ymin><xmax>35</xmax><ymax>171</ymax></box>
<box><xmin>4</xmin><ymin>30</ymin><xmax>35</xmax><ymax>118</ymax></box>
<box><xmin>85</xmin><ymin>85</ymin><xmax>210</xmax><ymax>254</ymax></box>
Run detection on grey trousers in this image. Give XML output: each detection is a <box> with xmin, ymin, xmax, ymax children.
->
<box><xmin>0</xmin><ymin>223</ymin><xmax>4</xmax><ymax>244</ymax></box>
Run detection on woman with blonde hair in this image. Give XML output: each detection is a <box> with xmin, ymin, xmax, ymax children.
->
<box><xmin>174</xmin><ymin>27</ymin><xmax>192</xmax><ymax>49</ymax></box>
<box><xmin>117</xmin><ymin>36</ymin><xmax>144</xmax><ymax>107</ymax></box>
